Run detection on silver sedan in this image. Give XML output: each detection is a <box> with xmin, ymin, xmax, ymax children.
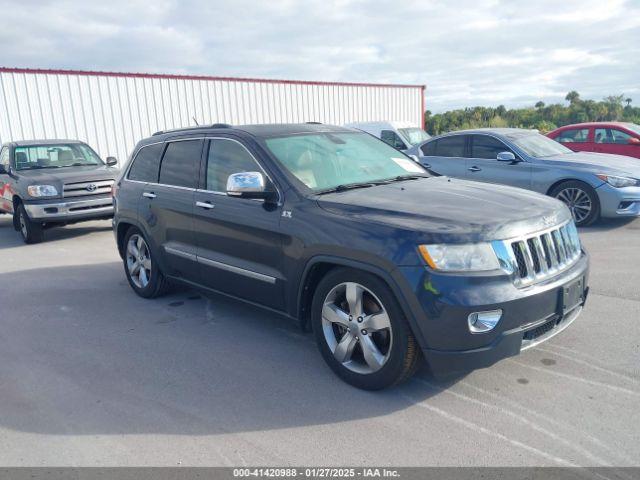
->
<box><xmin>407</xmin><ymin>128</ymin><xmax>640</xmax><ymax>226</ymax></box>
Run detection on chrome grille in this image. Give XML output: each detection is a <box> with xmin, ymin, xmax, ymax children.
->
<box><xmin>63</xmin><ymin>179</ymin><xmax>114</xmax><ymax>198</ymax></box>
<box><xmin>497</xmin><ymin>221</ymin><xmax>582</xmax><ymax>287</ymax></box>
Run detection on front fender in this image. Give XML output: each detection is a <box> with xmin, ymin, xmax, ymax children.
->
<box><xmin>295</xmin><ymin>253</ymin><xmax>430</xmax><ymax>350</ymax></box>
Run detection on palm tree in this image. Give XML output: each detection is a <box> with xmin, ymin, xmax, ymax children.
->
<box><xmin>565</xmin><ymin>91</ymin><xmax>580</xmax><ymax>104</ymax></box>
<box><xmin>625</xmin><ymin>98</ymin><xmax>632</xmax><ymax>107</ymax></box>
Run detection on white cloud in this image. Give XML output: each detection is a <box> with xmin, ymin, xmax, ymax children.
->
<box><xmin>0</xmin><ymin>0</ymin><xmax>638</xmax><ymax>112</ymax></box>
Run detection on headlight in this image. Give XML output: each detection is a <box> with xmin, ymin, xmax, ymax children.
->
<box><xmin>418</xmin><ymin>243</ymin><xmax>501</xmax><ymax>272</ymax></box>
<box><xmin>27</xmin><ymin>185</ymin><xmax>58</xmax><ymax>197</ymax></box>
<box><xmin>596</xmin><ymin>174</ymin><xmax>639</xmax><ymax>188</ymax></box>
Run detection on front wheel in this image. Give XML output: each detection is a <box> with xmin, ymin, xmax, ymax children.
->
<box><xmin>550</xmin><ymin>181</ymin><xmax>600</xmax><ymax>227</ymax></box>
<box><xmin>16</xmin><ymin>204</ymin><xmax>44</xmax><ymax>244</ymax></box>
<box><xmin>312</xmin><ymin>268</ymin><xmax>421</xmax><ymax>390</ymax></box>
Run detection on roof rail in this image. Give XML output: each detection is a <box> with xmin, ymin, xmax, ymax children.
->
<box><xmin>152</xmin><ymin>123</ymin><xmax>233</xmax><ymax>136</ymax></box>
<box><xmin>305</xmin><ymin>121</ymin><xmax>322</xmax><ymax>124</ymax></box>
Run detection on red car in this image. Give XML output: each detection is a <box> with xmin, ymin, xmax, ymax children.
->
<box><xmin>548</xmin><ymin>122</ymin><xmax>640</xmax><ymax>159</ymax></box>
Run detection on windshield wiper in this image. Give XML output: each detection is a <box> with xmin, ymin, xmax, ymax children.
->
<box><xmin>316</xmin><ymin>175</ymin><xmax>427</xmax><ymax>194</ymax></box>
<box><xmin>370</xmin><ymin>175</ymin><xmax>426</xmax><ymax>185</ymax></box>
<box><xmin>316</xmin><ymin>182</ymin><xmax>377</xmax><ymax>194</ymax></box>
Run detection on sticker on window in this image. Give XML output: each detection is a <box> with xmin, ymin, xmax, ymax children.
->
<box><xmin>392</xmin><ymin>157</ymin><xmax>424</xmax><ymax>173</ymax></box>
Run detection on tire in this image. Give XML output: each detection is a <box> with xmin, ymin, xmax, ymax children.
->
<box><xmin>549</xmin><ymin>180</ymin><xmax>600</xmax><ymax>227</ymax></box>
<box><xmin>16</xmin><ymin>204</ymin><xmax>44</xmax><ymax>244</ymax></box>
<box><xmin>311</xmin><ymin>268</ymin><xmax>421</xmax><ymax>390</ymax></box>
<box><xmin>122</xmin><ymin>227</ymin><xmax>171</xmax><ymax>298</ymax></box>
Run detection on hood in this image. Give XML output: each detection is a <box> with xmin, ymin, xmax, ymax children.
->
<box><xmin>17</xmin><ymin>164</ymin><xmax>118</xmax><ymax>184</ymax></box>
<box><xmin>540</xmin><ymin>152</ymin><xmax>640</xmax><ymax>177</ymax></box>
<box><xmin>317</xmin><ymin>176</ymin><xmax>571</xmax><ymax>242</ymax></box>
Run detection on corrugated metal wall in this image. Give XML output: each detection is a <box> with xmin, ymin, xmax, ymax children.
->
<box><xmin>0</xmin><ymin>68</ymin><xmax>424</xmax><ymax>163</ymax></box>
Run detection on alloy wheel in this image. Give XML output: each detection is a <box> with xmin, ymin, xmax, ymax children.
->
<box><xmin>321</xmin><ymin>282</ymin><xmax>393</xmax><ymax>374</ymax></box>
<box><xmin>126</xmin><ymin>234</ymin><xmax>152</xmax><ymax>289</ymax></box>
<box><xmin>555</xmin><ymin>187</ymin><xmax>592</xmax><ymax>224</ymax></box>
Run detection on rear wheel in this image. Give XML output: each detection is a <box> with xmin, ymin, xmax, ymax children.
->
<box><xmin>16</xmin><ymin>204</ymin><xmax>44</xmax><ymax>244</ymax></box>
<box><xmin>550</xmin><ymin>181</ymin><xmax>600</xmax><ymax>227</ymax></box>
<box><xmin>123</xmin><ymin>227</ymin><xmax>170</xmax><ymax>298</ymax></box>
<box><xmin>312</xmin><ymin>268</ymin><xmax>421</xmax><ymax>390</ymax></box>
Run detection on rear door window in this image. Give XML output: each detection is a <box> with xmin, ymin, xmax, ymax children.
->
<box><xmin>158</xmin><ymin>139</ymin><xmax>203</xmax><ymax>188</ymax></box>
<box><xmin>471</xmin><ymin>135</ymin><xmax>512</xmax><ymax>159</ymax></box>
<box><xmin>128</xmin><ymin>143</ymin><xmax>164</xmax><ymax>182</ymax></box>
<box><xmin>557</xmin><ymin>128</ymin><xmax>589</xmax><ymax>143</ymax></box>
<box><xmin>421</xmin><ymin>141</ymin><xmax>437</xmax><ymax>156</ymax></box>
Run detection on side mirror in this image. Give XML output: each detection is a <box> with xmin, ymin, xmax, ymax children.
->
<box><xmin>627</xmin><ymin>137</ymin><xmax>640</xmax><ymax>145</ymax></box>
<box><xmin>106</xmin><ymin>156</ymin><xmax>118</xmax><ymax>166</ymax></box>
<box><xmin>226</xmin><ymin>171</ymin><xmax>275</xmax><ymax>200</ymax></box>
<box><xmin>497</xmin><ymin>151</ymin><xmax>518</xmax><ymax>163</ymax></box>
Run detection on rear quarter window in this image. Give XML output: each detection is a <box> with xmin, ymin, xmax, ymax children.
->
<box><xmin>128</xmin><ymin>143</ymin><xmax>164</xmax><ymax>182</ymax></box>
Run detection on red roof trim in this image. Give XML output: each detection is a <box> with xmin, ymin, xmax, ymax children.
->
<box><xmin>0</xmin><ymin>67</ymin><xmax>425</xmax><ymax>90</ymax></box>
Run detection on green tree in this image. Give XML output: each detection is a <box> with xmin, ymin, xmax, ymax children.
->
<box><xmin>424</xmin><ymin>92</ymin><xmax>640</xmax><ymax>136</ymax></box>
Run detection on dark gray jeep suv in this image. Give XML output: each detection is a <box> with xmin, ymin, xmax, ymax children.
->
<box><xmin>0</xmin><ymin>140</ymin><xmax>118</xmax><ymax>243</ymax></box>
<box><xmin>113</xmin><ymin>123</ymin><xmax>589</xmax><ymax>390</ymax></box>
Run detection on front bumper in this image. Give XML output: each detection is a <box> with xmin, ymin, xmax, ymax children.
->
<box><xmin>397</xmin><ymin>251</ymin><xmax>589</xmax><ymax>376</ymax></box>
<box><xmin>23</xmin><ymin>196</ymin><xmax>114</xmax><ymax>222</ymax></box>
<box><xmin>596</xmin><ymin>183</ymin><xmax>640</xmax><ymax>218</ymax></box>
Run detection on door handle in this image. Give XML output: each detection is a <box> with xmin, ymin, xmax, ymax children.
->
<box><xmin>195</xmin><ymin>201</ymin><xmax>215</xmax><ymax>209</ymax></box>
<box><xmin>142</xmin><ymin>191</ymin><xmax>156</xmax><ymax>199</ymax></box>
<box><xmin>468</xmin><ymin>166</ymin><xmax>482</xmax><ymax>172</ymax></box>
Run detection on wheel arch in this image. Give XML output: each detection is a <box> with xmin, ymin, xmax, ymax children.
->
<box><xmin>11</xmin><ymin>195</ymin><xmax>22</xmax><ymax>230</ymax></box>
<box><xmin>115</xmin><ymin>218</ymin><xmax>148</xmax><ymax>259</ymax></box>
<box><xmin>296</xmin><ymin>255</ymin><xmax>427</xmax><ymax>349</ymax></box>
<box><xmin>546</xmin><ymin>177</ymin><xmax>600</xmax><ymax>196</ymax></box>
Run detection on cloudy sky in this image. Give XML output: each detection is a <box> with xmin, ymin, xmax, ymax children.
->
<box><xmin>1</xmin><ymin>0</ymin><xmax>638</xmax><ymax>112</ymax></box>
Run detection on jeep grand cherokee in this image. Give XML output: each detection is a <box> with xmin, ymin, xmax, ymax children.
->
<box><xmin>112</xmin><ymin>123</ymin><xmax>589</xmax><ymax>390</ymax></box>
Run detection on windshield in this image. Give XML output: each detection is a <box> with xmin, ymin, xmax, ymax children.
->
<box><xmin>506</xmin><ymin>133</ymin><xmax>572</xmax><ymax>157</ymax></box>
<box><xmin>14</xmin><ymin>143</ymin><xmax>103</xmax><ymax>170</ymax></box>
<box><xmin>264</xmin><ymin>132</ymin><xmax>428</xmax><ymax>192</ymax></box>
<box><xmin>624</xmin><ymin>123</ymin><xmax>640</xmax><ymax>135</ymax></box>
<box><xmin>398</xmin><ymin>127</ymin><xmax>430</xmax><ymax>146</ymax></box>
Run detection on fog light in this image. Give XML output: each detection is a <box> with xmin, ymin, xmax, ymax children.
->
<box><xmin>468</xmin><ymin>309</ymin><xmax>502</xmax><ymax>333</ymax></box>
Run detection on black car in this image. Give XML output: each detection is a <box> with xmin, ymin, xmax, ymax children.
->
<box><xmin>0</xmin><ymin>140</ymin><xmax>118</xmax><ymax>243</ymax></box>
<box><xmin>112</xmin><ymin>123</ymin><xmax>589</xmax><ymax>390</ymax></box>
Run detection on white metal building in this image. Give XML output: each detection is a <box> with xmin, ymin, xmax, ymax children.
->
<box><xmin>0</xmin><ymin>67</ymin><xmax>425</xmax><ymax>163</ymax></box>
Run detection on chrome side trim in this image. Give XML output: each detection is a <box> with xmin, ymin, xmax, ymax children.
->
<box><xmin>123</xmin><ymin>136</ymin><xmax>282</xmax><ymax>205</ymax></box>
<box><xmin>198</xmin><ymin>255</ymin><xmax>277</xmax><ymax>284</ymax></box>
<box><xmin>163</xmin><ymin>246</ymin><xmax>277</xmax><ymax>284</ymax></box>
<box><xmin>164</xmin><ymin>246</ymin><xmax>197</xmax><ymax>261</ymax></box>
